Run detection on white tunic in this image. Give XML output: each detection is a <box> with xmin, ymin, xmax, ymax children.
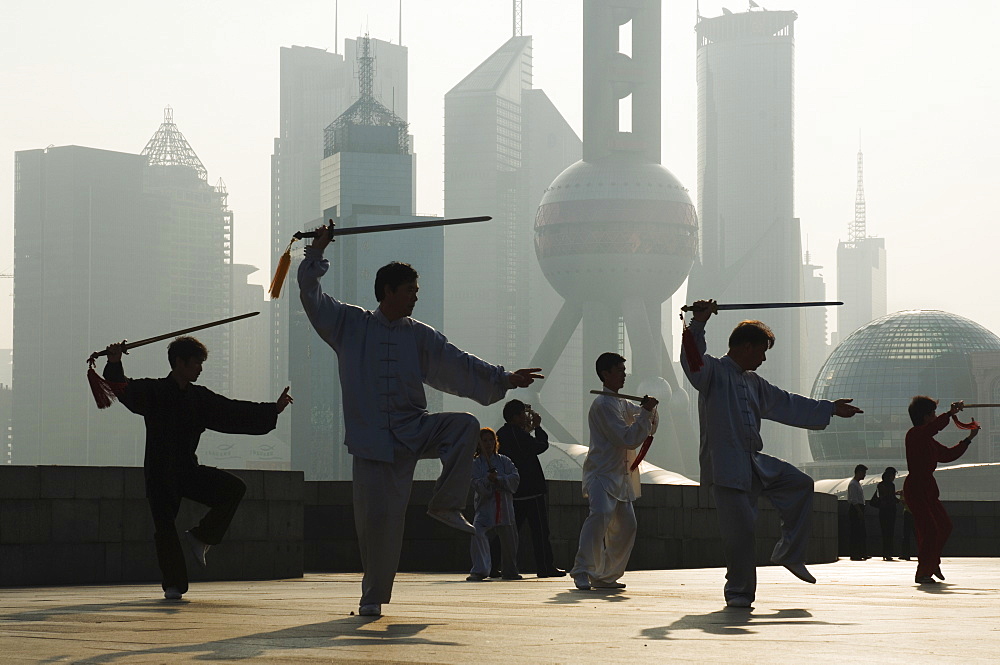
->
<box><xmin>298</xmin><ymin>247</ymin><xmax>512</xmax><ymax>463</ymax></box>
<box><xmin>582</xmin><ymin>394</ymin><xmax>657</xmax><ymax>502</ymax></box>
<box><xmin>680</xmin><ymin>319</ymin><xmax>835</xmax><ymax>491</ymax></box>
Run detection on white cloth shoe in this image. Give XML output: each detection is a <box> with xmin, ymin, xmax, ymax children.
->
<box><xmin>426</xmin><ymin>509</ymin><xmax>475</xmax><ymax>534</ymax></box>
<box><xmin>163</xmin><ymin>587</ymin><xmax>183</xmax><ymax>600</ymax></box>
<box><xmin>185</xmin><ymin>530</ymin><xmax>210</xmax><ymax>568</ymax></box>
<box><xmin>572</xmin><ymin>573</ymin><xmax>592</xmax><ymax>590</ymax></box>
<box><xmin>359</xmin><ymin>604</ymin><xmax>382</xmax><ymax>616</ymax></box>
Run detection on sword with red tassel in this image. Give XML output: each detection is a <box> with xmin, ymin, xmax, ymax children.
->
<box><xmin>680</xmin><ymin>300</ymin><xmax>844</xmax><ymax>372</ymax></box>
<box><xmin>86</xmin><ymin>312</ymin><xmax>259</xmax><ymax>409</ymax></box>
<box><xmin>590</xmin><ymin>390</ymin><xmax>658</xmax><ymax>470</ymax></box>
<box><xmin>268</xmin><ymin>215</ymin><xmax>492</xmax><ymax>299</ymax></box>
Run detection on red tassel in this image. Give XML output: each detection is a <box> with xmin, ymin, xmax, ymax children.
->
<box><xmin>951</xmin><ymin>414</ymin><xmax>981</xmax><ymax>430</ymax></box>
<box><xmin>630</xmin><ymin>435</ymin><xmax>654</xmax><ymax>471</ymax></box>
<box><xmin>87</xmin><ymin>366</ymin><xmax>117</xmax><ymax>409</ymax></box>
<box><xmin>682</xmin><ymin>325</ymin><xmax>704</xmax><ymax>373</ymax></box>
<box><xmin>87</xmin><ymin>359</ymin><xmax>127</xmax><ymax>409</ymax></box>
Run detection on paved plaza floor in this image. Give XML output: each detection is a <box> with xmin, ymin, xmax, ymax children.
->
<box><xmin>2</xmin><ymin>558</ymin><xmax>998</xmax><ymax>664</ymax></box>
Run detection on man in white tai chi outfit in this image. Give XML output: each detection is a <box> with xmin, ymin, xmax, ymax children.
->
<box><xmin>571</xmin><ymin>352</ymin><xmax>658</xmax><ymax>591</ymax></box>
<box><xmin>298</xmin><ymin>223</ymin><xmax>542</xmax><ymax>617</ymax></box>
<box><xmin>680</xmin><ymin>300</ymin><xmax>862</xmax><ymax>608</ymax></box>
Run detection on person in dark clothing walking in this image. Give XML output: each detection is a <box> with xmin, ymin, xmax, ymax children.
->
<box><xmin>102</xmin><ymin>336</ymin><xmax>293</xmax><ymax>600</ymax></box>
<box><xmin>493</xmin><ymin>399</ymin><xmax>566</xmax><ymax>577</ymax></box>
<box><xmin>872</xmin><ymin>467</ymin><xmax>900</xmax><ymax>560</ymax></box>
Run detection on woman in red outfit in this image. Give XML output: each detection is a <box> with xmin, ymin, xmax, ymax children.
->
<box><xmin>904</xmin><ymin>397</ymin><xmax>979</xmax><ymax>584</ymax></box>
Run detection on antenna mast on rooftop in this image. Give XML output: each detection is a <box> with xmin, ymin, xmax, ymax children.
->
<box><xmin>849</xmin><ymin>137</ymin><xmax>866</xmax><ymax>243</ymax></box>
<box><xmin>514</xmin><ymin>0</ymin><xmax>523</xmax><ymax>37</ymax></box>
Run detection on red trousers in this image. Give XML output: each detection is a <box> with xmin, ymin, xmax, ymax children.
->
<box><xmin>903</xmin><ymin>475</ymin><xmax>951</xmax><ymax>578</ymax></box>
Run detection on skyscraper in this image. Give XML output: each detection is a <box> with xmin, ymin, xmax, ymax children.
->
<box><xmin>690</xmin><ymin>7</ymin><xmax>806</xmax><ymax>460</ymax></box>
<box><xmin>442</xmin><ymin>34</ymin><xmax>581</xmax><ymax>428</ymax></box>
<box><xmin>836</xmin><ymin>148</ymin><xmax>886</xmax><ymax>345</ymax></box>
<box><xmin>802</xmin><ymin>250</ymin><xmax>830</xmax><ymax>383</ymax></box>
<box><xmin>270</xmin><ymin>39</ymin><xmax>408</xmax><ymax>462</ymax></box>
<box><xmin>13</xmin><ymin>110</ymin><xmax>237</xmax><ymax>465</ymax></box>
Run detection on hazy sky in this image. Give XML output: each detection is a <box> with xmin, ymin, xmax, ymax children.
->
<box><xmin>3</xmin><ymin>0</ymin><xmax>998</xmax><ymax>351</ymax></box>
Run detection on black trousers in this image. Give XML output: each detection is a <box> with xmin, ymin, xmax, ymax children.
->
<box><xmin>900</xmin><ymin>510</ymin><xmax>915</xmax><ymax>559</ymax></box>
<box><xmin>879</xmin><ymin>509</ymin><xmax>896</xmax><ymax>558</ymax></box>
<box><xmin>848</xmin><ymin>506</ymin><xmax>867</xmax><ymax>559</ymax></box>
<box><xmin>491</xmin><ymin>494</ymin><xmax>556</xmax><ymax>574</ymax></box>
<box><xmin>146</xmin><ymin>465</ymin><xmax>246</xmax><ymax>593</ymax></box>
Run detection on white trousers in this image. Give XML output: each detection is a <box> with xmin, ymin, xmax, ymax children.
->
<box><xmin>352</xmin><ymin>412</ymin><xmax>480</xmax><ymax>606</ymax></box>
<box><xmin>469</xmin><ymin>523</ymin><xmax>518</xmax><ymax>577</ymax></box>
<box><xmin>570</xmin><ymin>487</ymin><xmax>636</xmax><ymax>583</ymax></box>
<box><xmin>712</xmin><ymin>456</ymin><xmax>813</xmax><ymax>603</ymax></box>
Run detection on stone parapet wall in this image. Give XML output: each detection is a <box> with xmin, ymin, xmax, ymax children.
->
<box><xmin>837</xmin><ymin>500</ymin><xmax>1000</xmax><ymax>558</ymax></box>
<box><xmin>304</xmin><ymin>480</ymin><xmax>840</xmax><ymax>573</ymax></box>
<box><xmin>0</xmin><ymin>466</ymin><xmax>304</xmax><ymax>587</ymax></box>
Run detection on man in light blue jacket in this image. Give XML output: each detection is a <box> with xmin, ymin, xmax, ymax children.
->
<box><xmin>298</xmin><ymin>223</ymin><xmax>542</xmax><ymax>617</ymax></box>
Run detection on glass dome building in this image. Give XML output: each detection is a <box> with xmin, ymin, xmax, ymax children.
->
<box><xmin>806</xmin><ymin>310</ymin><xmax>1000</xmax><ymax>479</ymax></box>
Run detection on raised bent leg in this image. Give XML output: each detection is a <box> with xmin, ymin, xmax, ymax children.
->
<box><xmin>762</xmin><ymin>462</ymin><xmax>814</xmax><ymax>565</ymax></box>
<box><xmin>418</xmin><ymin>412</ymin><xmax>480</xmax><ymax>513</ymax></box>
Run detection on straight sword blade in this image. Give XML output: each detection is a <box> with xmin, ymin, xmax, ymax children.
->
<box><xmin>293</xmin><ymin>216</ymin><xmax>490</xmax><ymax>240</ymax></box>
<box><xmin>88</xmin><ymin>312</ymin><xmax>259</xmax><ymax>361</ymax></box>
<box><xmin>681</xmin><ymin>301</ymin><xmax>843</xmax><ymax>312</ymax></box>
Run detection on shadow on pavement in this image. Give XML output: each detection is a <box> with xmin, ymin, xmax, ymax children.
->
<box><xmin>67</xmin><ymin>616</ymin><xmax>462</xmax><ymax>664</ymax></box>
<box><xmin>4</xmin><ymin>599</ymin><xmax>204</xmax><ymax>622</ymax></box>
<box><xmin>545</xmin><ymin>588</ymin><xmax>630</xmax><ymax>605</ymax></box>
<box><xmin>639</xmin><ymin>607</ymin><xmax>851</xmax><ymax>640</ymax></box>
<box><xmin>915</xmin><ymin>582</ymin><xmax>992</xmax><ymax>596</ymax></box>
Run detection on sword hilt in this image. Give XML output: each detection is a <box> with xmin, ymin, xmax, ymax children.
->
<box><xmin>680</xmin><ymin>303</ymin><xmax>718</xmax><ymax>313</ymax></box>
<box><xmin>293</xmin><ymin>220</ymin><xmax>336</xmax><ymax>240</ymax></box>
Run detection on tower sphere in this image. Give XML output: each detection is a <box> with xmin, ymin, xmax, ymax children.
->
<box><xmin>534</xmin><ymin>159</ymin><xmax>697</xmax><ymax>304</ymax></box>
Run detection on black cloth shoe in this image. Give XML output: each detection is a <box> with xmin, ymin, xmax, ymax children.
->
<box><xmin>537</xmin><ymin>568</ymin><xmax>567</xmax><ymax>578</ymax></box>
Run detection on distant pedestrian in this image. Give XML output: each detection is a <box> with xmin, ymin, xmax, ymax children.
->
<box><xmin>904</xmin><ymin>397</ymin><xmax>979</xmax><ymax>584</ymax></box>
<box><xmin>848</xmin><ymin>464</ymin><xmax>869</xmax><ymax>561</ymax></box>
<box><xmin>871</xmin><ymin>467</ymin><xmax>899</xmax><ymax>561</ymax></box>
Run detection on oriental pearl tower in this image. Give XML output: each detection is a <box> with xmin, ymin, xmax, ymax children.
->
<box><xmin>525</xmin><ymin>0</ymin><xmax>699</xmax><ymax>476</ymax></box>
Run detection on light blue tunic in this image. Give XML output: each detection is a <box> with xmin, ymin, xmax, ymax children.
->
<box><xmin>298</xmin><ymin>247</ymin><xmax>513</xmax><ymax>463</ymax></box>
<box><xmin>680</xmin><ymin>319</ymin><xmax>835</xmax><ymax>491</ymax></box>
<box><xmin>470</xmin><ymin>453</ymin><xmax>519</xmax><ymax>528</ymax></box>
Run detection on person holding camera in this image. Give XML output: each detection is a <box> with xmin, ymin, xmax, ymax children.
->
<box><xmin>494</xmin><ymin>399</ymin><xmax>566</xmax><ymax>578</ymax></box>
<box><xmin>904</xmin><ymin>397</ymin><xmax>979</xmax><ymax>584</ymax></box>
<box><xmin>467</xmin><ymin>428</ymin><xmax>522</xmax><ymax>581</ymax></box>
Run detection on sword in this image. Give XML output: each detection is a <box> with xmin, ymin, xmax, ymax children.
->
<box><xmin>292</xmin><ymin>215</ymin><xmax>491</xmax><ymax>240</ymax></box>
<box><xmin>87</xmin><ymin>312</ymin><xmax>260</xmax><ymax>362</ymax></box>
<box><xmin>269</xmin><ymin>216</ymin><xmax>492</xmax><ymax>298</ymax></box>
<box><xmin>590</xmin><ymin>390</ymin><xmax>651</xmax><ymax>402</ymax></box>
<box><xmin>681</xmin><ymin>301</ymin><xmax>843</xmax><ymax>313</ymax></box>
<box><xmin>86</xmin><ymin>312</ymin><xmax>260</xmax><ymax>409</ymax></box>
<box><xmin>961</xmin><ymin>404</ymin><xmax>1000</xmax><ymax>408</ymax></box>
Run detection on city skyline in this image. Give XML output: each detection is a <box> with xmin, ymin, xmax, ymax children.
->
<box><xmin>3</xmin><ymin>0</ymin><xmax>998</xmax><ymax>351</ymax></box>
